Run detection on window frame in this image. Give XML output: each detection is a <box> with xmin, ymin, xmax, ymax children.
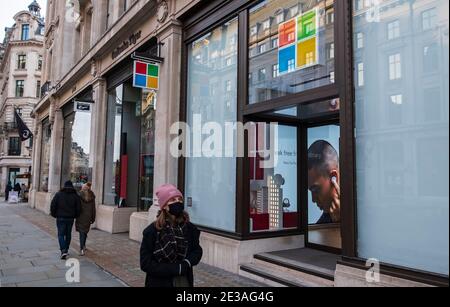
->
<box><xmin>8</xmin><ymin>137</ymin><xmax>22</xmax><ymax>156</ymax></box>
<box><xmin>21</xmin><ymin>24</ymin><xmax>30</xmax><ymax>41</ymax></box>
<box><xmin>17</xmin><ymin>54</ymin><xmax>27</xmax><ymax>70</ymax></box>
<box><xmin>16</xmin><ymin>80</ymin><xmax>25</xmax><ymax>97</ymax></box>
<box><xmin>180</xmin><ymin>0</ymin><xmax>352</xmax><ymax>242</ymax></box>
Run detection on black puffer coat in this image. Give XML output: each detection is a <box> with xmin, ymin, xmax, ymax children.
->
<box><xmin>50</xmin><ymin>188</ymin><xmax>81</xmax><ymax>219</ymax></box>
<box><xmin>140</xmin><ymin>222</ymin><xmax>203</xmax><ymax>287</ymax></box>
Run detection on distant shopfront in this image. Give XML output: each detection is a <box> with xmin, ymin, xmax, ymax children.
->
<box><xmin>179</xmin><ymin>0</ymin><xmax>449</xmax><ymax>286</ymax></box>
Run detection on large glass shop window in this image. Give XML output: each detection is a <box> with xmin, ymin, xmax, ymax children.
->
<box><xmin>354</xmin><ymin>0</ymin><xmax>449</xmax><ymax>275</ymax></box>
<box><xmin>61</xmin><ymin>103</ymin><xmax>93</xmax><ymax>190</ymax></box>
<box><xmin>139</xmin><ymin>90</ymin><xmax>156</xmax><ymax>212</ymax></box>
<box><xmin>249</xmin><ymin>0</ymin><xmax>335</xmax><ymax>104</ymax></box>
<box><xmin>185</xmin><ymin>18</ymin><xmax>238</xmax><ymax>232</ymax></box>
<box><xmin>104</xmin><ymin>83</ymin><xmax>155</xmax><ymax>211</ymax></box>
<box><xmin>39</xmin><ymin>118</ymin><xmax>51</xmax><ymax>192</ymax></box>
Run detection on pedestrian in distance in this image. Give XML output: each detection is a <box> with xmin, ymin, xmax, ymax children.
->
<box><xmin>4</xmin><ymin>181</ymin><xmax>12</xmax><ymax>202</ymax></box>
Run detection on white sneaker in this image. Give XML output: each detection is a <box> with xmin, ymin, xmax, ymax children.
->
<box><xmin>80</xmin><ymin>249</ymin><xmax>85</xmax><ymax>256</ymax></box>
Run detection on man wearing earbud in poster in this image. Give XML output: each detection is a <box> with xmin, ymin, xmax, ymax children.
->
<box><xmin>308</xmin><ymin>141</ymin><xmax>340</xmax><ymax>224</ymax></box>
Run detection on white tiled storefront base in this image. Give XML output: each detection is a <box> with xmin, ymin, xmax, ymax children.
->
<box><xmin>129</xmin><ymin>212</ymin><xmax>151</xmax><ymax>242</ymax></box>
<box><xmin>200</xmin><ymin>232</ymin><xmax>304</xmax><ymax>274</ymax></box>
<box><xmin>95</xmin><ymin>205</ymin><xmax>136</xmax><ymax>234</ymax></box>
<box><xmin>334</xmin><ymin>264</ymin><xmax>435</xmax><ymax>287</ymax></box>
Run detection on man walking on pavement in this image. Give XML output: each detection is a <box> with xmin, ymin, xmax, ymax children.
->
<box><xmin>50</xmin><ymin>181</ymin><xmax>81</xmax><ymax>260</ymax></box>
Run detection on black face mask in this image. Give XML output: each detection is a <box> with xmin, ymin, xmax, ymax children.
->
<box><xmin>169</xmin><ymin>202</ymin><xmax>185</xmax><ymax>218</ymax></box>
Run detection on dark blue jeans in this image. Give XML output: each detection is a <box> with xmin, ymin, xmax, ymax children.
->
<box><xmin>79</xmin><ymin>232</ymin><xmax>88</xmax><ymax>250</ymax></box>
<box><xmin>57</xmin><ymin>218</ymin><xmax>74</xmax><ymax>253</ymax></box>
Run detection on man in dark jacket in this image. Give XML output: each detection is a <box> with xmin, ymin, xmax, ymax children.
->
<box><xmin>50</xmin><ymin>181</ymin><xmax>81</xmax><ymax>260</ymax></box>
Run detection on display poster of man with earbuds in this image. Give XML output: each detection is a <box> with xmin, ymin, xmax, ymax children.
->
<box><xmin>307</xmin><ymin>138</ymin><xmax>341</xmax><ymax>225</ymax></box>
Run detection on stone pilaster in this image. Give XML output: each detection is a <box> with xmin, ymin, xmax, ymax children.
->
<box><xmin>90</xmin><ymin>78</ymin><xmax>107</xmax><ymax>205</ymax></box>
<box><xmin>148</xmin><ymin>23</ymin><xmax>182</xmax><ymax>223</ymax></box>
<box><xmin>91</xmin><ymin>0</ymin><xmax>108</xmax><ymax>44</ymax></box>
<box><xmin>29</xmin><ymin>124</ymin><xmax>42</xmax><ymax>209</ymax></box>
<box><xmin>48</xmin><ymin>109</ymin><xmax>63</xmax><ymax>194</ymax></box>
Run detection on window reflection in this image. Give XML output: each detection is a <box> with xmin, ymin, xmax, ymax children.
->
<box><xmin>105</xmin><ymin>85</ymin><xmax>124</xmax><ymax>206</ymax></box>
<box><xmin>185</xmin><ymin>18</ymin><xmax>238</xmax><ymax>232</ymax></box>
<box><xmin>62</xmin><ymin>105</ymin><xmax>92</xmax><ymax>190</ymax></box>
<box><xmin>354</xmin><ymin>0</ymin><xmax>449</xmax><ymax>275</ymax></box>
<box><xmin>139</xmin><ymin>90</ymin><xmax>156</xmax><ymax>212</ymax></box>
<box><xmin>249</xmin><ymin>0</ymin><xmax>335</xmax><ymax>104</ymax></box>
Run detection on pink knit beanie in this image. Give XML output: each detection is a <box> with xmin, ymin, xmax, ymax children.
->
<box><xmin>156</xmin><ymin>184</ymin><xmax>183</xmax><ymax>210</ymax></box>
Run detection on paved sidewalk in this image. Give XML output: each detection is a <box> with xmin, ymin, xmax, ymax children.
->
<box><xmin>2</xmin><ymin>202</ymin><xmax>263</xmax><ymax>288</ymax></box>
<box><xmin>0</xmin><ymin>203</ymin><xmax>125</xmax><ymax>287</ymax></box>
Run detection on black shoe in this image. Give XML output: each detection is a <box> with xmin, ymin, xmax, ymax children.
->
<box><xmin>61</xmin><ymin>253</ymin><xmax>68</xmax><ymax>260</ymax></box>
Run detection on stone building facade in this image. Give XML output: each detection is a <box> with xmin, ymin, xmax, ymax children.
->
<box><xmin>0</xmin><ymin>1</ymin><xmax>44</xmax><ymax>195</ymax></box>
<box><xmin>31</xmin><ymin>0</ymin><xmax>193</xmax><ymax>239</ymax></box>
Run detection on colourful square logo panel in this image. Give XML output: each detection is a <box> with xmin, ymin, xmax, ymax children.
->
<box><xmin>278</xmin><ymin>19</ymin><xmax>297</xmax><ymax>48</ymax></box>
<box><xmin>147</xmin><ymin>76</ymin><xmax>159</xmax><ymax>89</ymax></box>
<box><xmin>298</xmin><ymin>10</ymin><xmax>317</xmax><ymax>41</ymax></box>
<box><xmin>279</xmin><ymin>45</ymin><xmax>296</xmax><ymax>74</ymax></box>
<box><xmin>135</xmin><ymin>61</ymin><xmax>148</xmax><ymax>75</ymax></box>
<box><xmin>147</xmin><ymin>64</ymin><xmax>159</xmax><ymax>78</ymax></box>
<box><xmin>277</xmin><ymin>8</ymin><xmax>319</xmax><ymax>75</ymax></box>
<box><xmin>134</xmin><ymin>74</ymin><xmax>147</xmax><ymax>88</ymax></box>
<box><xmin>296</xmin><ymin>37</ymin><xmax>317</xmax><ymax>68</ymax></box>
<box><xmin>133</xmin><ymin>61</ymin><xmax>160</xmax><ymax>90</ymax></box>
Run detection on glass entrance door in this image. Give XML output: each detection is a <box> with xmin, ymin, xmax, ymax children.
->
<box><xmin>247</xmin><ymin>98</ymin><xmax>341</xmax><ymax>252</ymax></box>
<box><xmin>307</xmin><ymin>124</ymin><xmax>342</xmax><ymax>251</ymax></box>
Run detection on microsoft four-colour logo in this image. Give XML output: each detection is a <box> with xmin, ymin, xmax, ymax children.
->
<box><xmin>278</xmin><ymin>8</ymin><xmax>319</xmax><ymax>75</ymax></box>
<box><xmin>133</xmin><ymin>61</ymin><xmax>160</xmax><ymax>90</ymax></box>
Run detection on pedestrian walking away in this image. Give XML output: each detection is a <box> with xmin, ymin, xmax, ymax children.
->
<box><xmin>50</xmin><ymin>180</ymin><xmax>81</xmax><ymax>260</ymax></box>
<box><xmin>76</xmin><ymin>182</ymin><xmax>96</xmax><ymax>256</ymax></box>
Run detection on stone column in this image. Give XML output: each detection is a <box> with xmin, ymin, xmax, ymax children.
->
<box><xmin>48</xmin><ymin>109</ymin><xmax>64</xmax><ymax>195</ymax></box>
<box><xmin>29</xmin><ymin>124</ymin><xmax>42</xmax><ymax>209</ymax></box>
<box><xmin>0</xmin><ymin>167</ymin><xmax>7</xmax><ymax>198</ymax></box>
<box><xmin>147</xmin><ymin>23</ymin><xmax>183</xmax><ymax>223</ymax></box>
<box><xmin>90</xmin><ymin>78</ymin><xmax>107</xmax><ymax>205</ymax></box>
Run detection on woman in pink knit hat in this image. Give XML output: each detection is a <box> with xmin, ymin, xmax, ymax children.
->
<box><xmin>140</xmin><ymin>184</ymin><xmax>203</xmax><ymax>288</ymax></box>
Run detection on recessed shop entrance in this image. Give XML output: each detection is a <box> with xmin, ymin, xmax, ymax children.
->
<box><xmin>240</xmin><ymin>99</ymin><xmax>342</xmax><ymax>285</ymax></box>
<box><xmin>246</xmin><ymin>98</ymin><xmax>342</xmax><ymax>253</ymax></box>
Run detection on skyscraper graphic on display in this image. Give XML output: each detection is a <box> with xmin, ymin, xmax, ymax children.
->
<box><xmin>268</xmin><ymin>176</ymin><xmax>284</xmax><ymax>229</ymax></box>
<box><xmin>256</xmin><ymin>187</ymin><xmax>269</xmax><ymax>214</ymax></box>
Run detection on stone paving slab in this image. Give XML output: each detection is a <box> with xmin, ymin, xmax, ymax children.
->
<box><xmin>0</xmin><ymin>203</ymin><xmax>125</xmax><ymax>288</ymax></box>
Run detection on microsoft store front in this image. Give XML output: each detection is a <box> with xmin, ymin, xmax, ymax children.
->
<box><xmin>180</xmin><ymin>0</ymin><xmax>449</xmax><ymax>286</ymax></box>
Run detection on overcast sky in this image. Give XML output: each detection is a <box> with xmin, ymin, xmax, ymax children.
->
<box><xmin>0</xmin><ymin>0</ymin><xmax>47</xmax><ymax>42</ymax></box>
